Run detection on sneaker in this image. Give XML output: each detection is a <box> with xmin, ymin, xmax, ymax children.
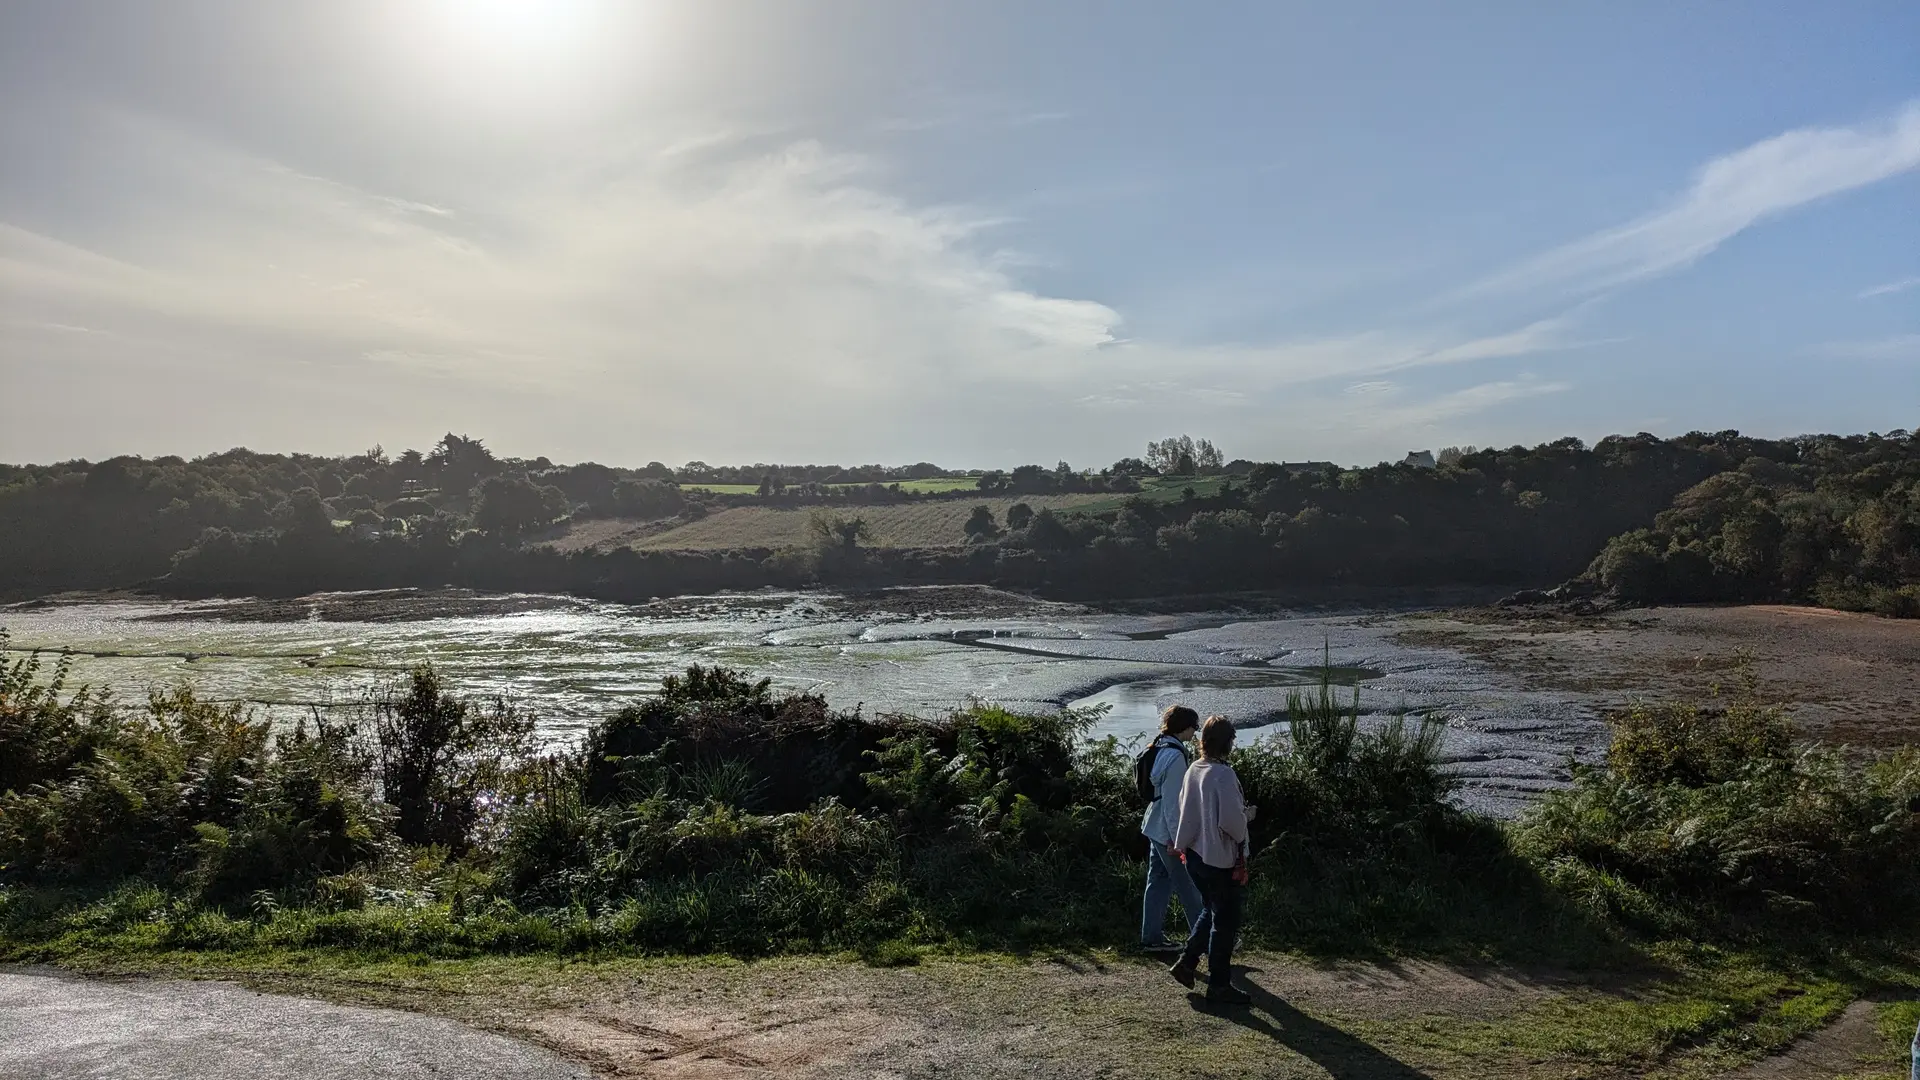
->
<box><xmin>1205</xmin><ymin>984</ymin><xmax>1252</xmax><ymax>1006</ymax></box>
<box><xmin>1139</xmin><ymin>938</ymin><xmax>1183</xmax><ymax>953</ymax></box>
<box><xmin>1167</xmin><ymin>961</ymin><xmax>1198</xmax><ymax>989</ymax></box>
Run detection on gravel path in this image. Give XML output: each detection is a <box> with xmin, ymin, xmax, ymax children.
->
<box><xmin>0</xmin><ymin>969</ymin><xmax>590</xmax><ymax>1080</ymax></box>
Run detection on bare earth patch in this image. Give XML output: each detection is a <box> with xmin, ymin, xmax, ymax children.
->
<box><xmin>1393</xmin><ymin>604</ymin><xmax>1920</xmax><ymax>747</ymax></box>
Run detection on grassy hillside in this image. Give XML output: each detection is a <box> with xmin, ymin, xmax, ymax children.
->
<box><xmin>623</xmin><ymin>494</ymin><xmax>1112</xmax><ymax>550</ymax></box>
<box><xmin>1069</xmin><ymin>475</ymin><xmax>1239</xmax><ymax>514</ymax></box>
<box><xmin>682</xmin><ymin>478</ymin><xmax>985</xmax><ymax>495</ymax></box>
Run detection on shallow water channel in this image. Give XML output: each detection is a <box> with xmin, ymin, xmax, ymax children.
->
<box><xmin>0</xmin><ymin>588</ymin><xmax>1608</xmax><ymax>817</ymax></box>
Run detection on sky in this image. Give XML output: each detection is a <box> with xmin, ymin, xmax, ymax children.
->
<box><xmin>1</xmin><ymin>1</ymin><xmax>1917</xmax><ymax>469</ymax></box>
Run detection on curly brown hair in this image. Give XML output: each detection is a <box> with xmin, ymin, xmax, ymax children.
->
<box><xmin>1159</xmin><ymin>704</ymin><xmax>1200</xmax><ymax>735</ymax></box>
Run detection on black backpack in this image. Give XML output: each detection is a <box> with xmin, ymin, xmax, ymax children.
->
<box><xmin>1134</xmin><ymin>736</ymin><xmax>1184</xmax><ymax>803</ymax></box>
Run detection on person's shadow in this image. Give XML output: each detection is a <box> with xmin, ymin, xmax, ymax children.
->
<box><xmin>1187</xmin><ymin>974</ymin><xmax>1435</xmax><ymax>1079</ymax></box>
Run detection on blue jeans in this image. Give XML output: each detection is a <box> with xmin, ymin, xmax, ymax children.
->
<box><xmin>1180</xmin><ymin>854</ymin><xmax>1244</xmax><ymax>989</ymax></box>
<box><xmin>1140</xmin><ymin>839</ymin><xmax>1204</xmax><ymax>944</ymax></box>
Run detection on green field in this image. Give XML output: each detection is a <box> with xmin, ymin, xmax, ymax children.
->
<box><xmin>677</xmin><ymin>483</ymin><xmax>763</xmax><ymax>494</ymax></box>
<box><xmin>660</xmin><ymin>476</ymin><xmax>1244</xmax><ymax>535</ymax></box>
<box><xmin>625</xmin><ymin>494</ymin><xmax>1111</xmax><ymax>550</ymax></box>
<box><xmin>680</xmin><ymin>476</ymin><xmax>1236</xmax><ymax>500</ymax></box>
<box><xmin>1064</xmin><ymin>475</ymin><xmax>1241</xmax><ymax>515</ymax></box>
<box><xmin>868</xmin><ymin>477</ymin><xmax>982</xmax><ymax>493</ymax></box>
<box><xmin>681</xmin><ymin>477</ymin><xmax>984</xmax><ymax>495</ymax></box>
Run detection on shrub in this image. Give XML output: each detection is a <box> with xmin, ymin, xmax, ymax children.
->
<box><xmin>3</xmin><ymin>653</ymin><xmax>387</xmax><ymax>906</ymax></box>
<box><xmin>1235</xmin><ymin>669</ymin><xmax>1455</xmax><ymax>856</ymax></box>
<box><xmin>492</xmin><ymin>757</ymin><xmax>595</xmax><ymax>905</ymax></box>
<box><xmin>582</xmin><ymin>666</ymin><xmax>879</xmax><ymax>811</ymax></box>
<box><xmin>0</xmin><ymin>689</ymin><xmax>270</xmax><ymax>882</ymax></box>
<box><xmin>372</xmin><ymin>668</ymin><xmax>533</xmax><ymax>850</ymax></box>
<box><xmin>1606</xmin><ymin>699</ymin><xmax>1792</xmax><ymax>787</ymax></box>
<box><xmin>1514</xmin><ymin>697</ymin><xmax>1920</xmax><ymax>935</ymax></box>
<box><xmin>189</xmin><ymin>717</ymin><xmax>388</xmax><ymax>905</ymax></box>
<box><xmin>0</xmin><ymin>635</ymin><xmax>111</xmax><ymax>795</ymax></box>
<box><xmin>27</xmin><ymin>653</ymin><xmax>1909</xmax><ymax>965</ymax></box>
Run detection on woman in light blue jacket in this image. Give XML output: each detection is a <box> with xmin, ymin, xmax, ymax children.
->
<box><xmin>1139</xmin><ymin>705</ymin><xmax>1204</xmax><ymax>951</ymax></box>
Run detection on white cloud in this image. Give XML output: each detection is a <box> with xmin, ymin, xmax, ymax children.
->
<box><xmin>1</xmin><ymin>116</ymin><xmax>1141</xmax><ymax>453</ymax></box>
<box><xmin>1469</xmin><ymin>102</ymin><xmax>1920</xmax><ymax>298</ymax></box>
<box><xmin>2</xmin><ymin>109</ymin><xmax>1603</xmax><ymax>464</ymax></box>
<box><xmin>1860</xmin><ymin>276</ymin><xmax>1920</xmax><ymax>299</ymax></box>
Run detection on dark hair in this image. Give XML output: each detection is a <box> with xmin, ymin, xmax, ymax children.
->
<box><xmin>1160</xmin><ymin>704</ymin><xmax>1200</xmax><ymax>735</ymax></box>
<box><xmin>1200</xmin><ymin>715</ymin><xmax>1236</xmax><ymax>759</ymax></box>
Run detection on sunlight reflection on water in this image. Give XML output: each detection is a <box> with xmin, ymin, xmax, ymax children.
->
<box><xmin>1</xmin><ymin>592</ymin><xmax>1350</xmax><ymax>747</ymax></box>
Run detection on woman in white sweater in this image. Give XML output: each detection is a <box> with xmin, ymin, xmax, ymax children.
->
<box><xmin>1167</xmin><ymin>715</ymin><xmax>1254</xmax><ymax>1005</ymax></box>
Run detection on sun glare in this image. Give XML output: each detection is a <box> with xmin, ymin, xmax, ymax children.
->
<box><xmin>389</xmin><ymin>0</ymin><xmax>637</xmax><ymax>122</ymax></box>
<box><xmin>447</xmin><ymin>0</ymin><xmax>591</xmax><ymax>52</ymax></box>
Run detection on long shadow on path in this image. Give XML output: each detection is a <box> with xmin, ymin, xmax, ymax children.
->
<box><xmin>1188</xmin><ymin>974</ymin><xmax>1436</xmax><ymax>1080</ymax></box>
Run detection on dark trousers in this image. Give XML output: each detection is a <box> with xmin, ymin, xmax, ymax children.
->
<box><xmin>1179</xmin><ymin>853</ymin><xmax>1243</xmax><ymax>988</ymax></box>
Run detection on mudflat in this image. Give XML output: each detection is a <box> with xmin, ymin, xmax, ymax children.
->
<box><xmin>1394</xmin><ymin>604</ymin><xmax>1920</xmax><ymax>748</ymax></box>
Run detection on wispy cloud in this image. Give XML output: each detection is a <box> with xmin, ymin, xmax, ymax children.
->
<box><xmin>1860</xmin><ymin>276</ymin><xmax>1920</xmax><ymax>299</ymax></box>
<box><xmin>873</xmin><ymin>99</ymin><xmax>1072</xmax><ymax>136</ymax></box>
<box><xmin>1007</xmin><ymin>110</ymin><xmax>1072</xmax><ymax>127</ymax></box>
<box><xmin>1468</xmin><ymin>102</ymin><xmax>1920</xmax><ymax>299</ymax></box>
<box><xmin>1085</xmin><ymin>316</ymin><xmax>1590</xmax><ymax>397</ymax></box>
<box><xmin>1817</xmin><ymin>334</ymin><xmax>1920</xmax><ymax>362</ymax></box>
<box><xmin>1355</xmin><ymin>378</ymin><xmax>1571</xmax><ymax>433</ymax></box>
<box><xmin>1415</xmin><ymin>315</ymin><xmax>1582</xmax><ymax>366</ymax></box>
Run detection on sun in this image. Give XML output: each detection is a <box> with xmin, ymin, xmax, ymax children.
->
<box><xmin>391</xmin><ymin>0</ymin><xmax>636</xmax><ymax>121</ymax></box>
<box><xmin>436</xmin><ymin>0</ymin><xmax>598</xmax><ymax>55</ymax></box>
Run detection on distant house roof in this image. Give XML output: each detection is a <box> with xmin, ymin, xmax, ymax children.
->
<box><xmin>1403</xmin><ymin>450</ymin><xmax>1437</xmax><ymax>469</ymax></box>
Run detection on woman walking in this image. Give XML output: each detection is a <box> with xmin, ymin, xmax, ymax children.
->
<box><xmin>1138</xmin><ymin>705</ymin><xmax>1204</xmax><ymax>952</ymax></box>
<box><xmin>1167</xmin><ymin>715</ymin><xmax>1253</xmax><ymax>1005</ymax></box>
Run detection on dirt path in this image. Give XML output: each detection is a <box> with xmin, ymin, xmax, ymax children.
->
<box><xmin>1722</xmin><ymin>1000</ymin><xmax>1892</xmax><ymax>1079</ymax></box>
<box><xmin>21</xmin><ymin>951</ymin><xmax>1904</xmax><ymax>1079</ymax></box>
<box><xmin>0</xmin><ymin>967</ymin><xmax>590</xmax><ymax>1080</ymax></box>
<box><xmin>173</xmin><ymin>951</ymin><xmax>1635</xmax><ymax>1080</ymax></box>
<box><xmin>502</xmin><ymin>956</ymin><xmax>1558</xmax><ymax>1078</ymax></box>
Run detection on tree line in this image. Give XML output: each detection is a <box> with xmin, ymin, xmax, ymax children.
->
<box><xmin>4</xmin><ymin>428</ymin><xmax>1919</xmax><ymax>613</ymax></box>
